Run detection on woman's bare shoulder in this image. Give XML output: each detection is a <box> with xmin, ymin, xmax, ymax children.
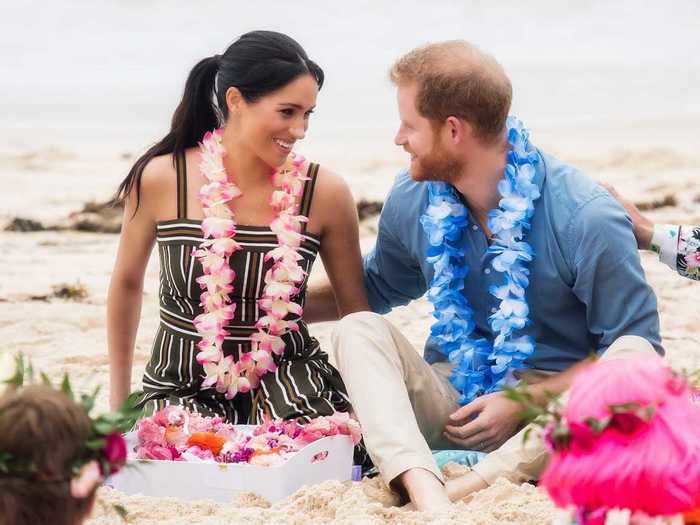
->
<box><xmin>311</xmin><ymin>164</ymin><xmax>353</xmax><ymax>202</ymax></box>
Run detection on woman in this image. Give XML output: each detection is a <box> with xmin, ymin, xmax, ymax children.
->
<box><xmin>107</xmin><ymin>31</ymin><xmax>368</xmax><ymax>432</ymax></box>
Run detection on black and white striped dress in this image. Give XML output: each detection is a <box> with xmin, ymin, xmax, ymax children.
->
<box><xmin>139</xmin><ymin>152</ymin><xmax>353</xmax><ymax>427</ymax></box>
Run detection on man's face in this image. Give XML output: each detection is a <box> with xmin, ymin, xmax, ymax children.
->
<box><xmin>394</xmin><ymin>82</ymin><xmax>461</xmax><ymax>183</ymax></box>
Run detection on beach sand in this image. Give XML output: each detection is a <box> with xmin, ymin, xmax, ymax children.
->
<box><xmin>1</xmin><ymin>147</ymin><xmax>699</xmax><ymax>524</ymax></box>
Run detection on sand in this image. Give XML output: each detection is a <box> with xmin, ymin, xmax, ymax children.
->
<box><xmin>2</xmin><ymin>147</ymin><xmax>700</xmax><ymax>524</ymax></box>
<box><xmin>87</xmin><ymin>469</ymin><xmax>556</xmax><ymax>525</ymax></box>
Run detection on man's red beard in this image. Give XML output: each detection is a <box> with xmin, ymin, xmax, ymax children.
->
<box><xmin>409</xmin><ymin>143</ymin><xmax>463</xmax><ymax>184</ymax></box>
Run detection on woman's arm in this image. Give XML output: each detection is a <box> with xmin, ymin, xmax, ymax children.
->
<box><xmin>601</xmin><ymin>182</ymin><xmax>700</xmax><ymax>280</ymax></box>
<box><xmin>311</xmin><ymin>167</ymin><xmax>370</xmax><ymax>318</ymax></box>
<box><xmin>107</xmin><ymin>162</ymin><xmax>163</xmax><ymax>410</ymax></box>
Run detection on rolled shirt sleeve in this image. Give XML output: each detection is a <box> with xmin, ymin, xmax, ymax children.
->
<box><xmin>569</xmin><ymin>193</ymin><xmax>662</xmax><ymax>354</ymax></box>
<box><xmin>363</xmin><ymin>189</ymin><xmax>427</xmax><ymax>314</ymax></box>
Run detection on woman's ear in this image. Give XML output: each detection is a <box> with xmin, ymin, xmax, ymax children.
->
<box><xmin>225</xmin><ymin>86</ymin><xmax>244</xmax><ymax>115</ymax></box>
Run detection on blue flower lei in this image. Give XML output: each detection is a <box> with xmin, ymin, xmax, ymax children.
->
<box><xmin>420</xmin><ymin>116</ymin><xmax>541</xmax><ymax>405</ymax></box>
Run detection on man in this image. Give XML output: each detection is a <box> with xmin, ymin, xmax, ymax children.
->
<box><xmin>304</xmin><ymin>41</ymin><xmax>662</xmax><ymax>511</ymax></box>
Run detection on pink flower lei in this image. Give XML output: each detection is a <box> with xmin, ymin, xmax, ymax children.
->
<box><xmin>193</xmin><ymin>129</ymin><xmax>309</xmax><ymax>399</ymax></box>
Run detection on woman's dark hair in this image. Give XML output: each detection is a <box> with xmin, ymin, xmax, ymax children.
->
<box><xmin>113</xmin><ymin>30</ymin><xmax>324</xmax><ymax>212</ymax></box>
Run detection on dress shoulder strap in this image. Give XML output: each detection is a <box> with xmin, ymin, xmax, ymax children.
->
<box><xmin>298</xmin><ymin>163</ymin><xmax>320</xmax><ymax>227</ymax></box>
<box><xmin>175</xmin><ymin>150</ymin><xmax>188</xmax><ymax>219</ymax></box>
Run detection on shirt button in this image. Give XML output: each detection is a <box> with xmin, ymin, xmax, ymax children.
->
<box><xmin>472</xmin><ymin>224</ymin><xmax>479</xmax><ymax>231</ymax></box>
<box><xmin>491</xmin><ymin>307</ymin><xmax>498</xmax><ymax>313</ymax></box>
<box><xmin>484</xmin><ymin>268</ymin><xmax>491</xmax><ymax>275</ymax></box>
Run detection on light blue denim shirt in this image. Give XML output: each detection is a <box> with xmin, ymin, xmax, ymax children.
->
<box><xmin>363</xmin><ymin>150</ymin><xmax>663</xmax><ymax>371</ymax></box>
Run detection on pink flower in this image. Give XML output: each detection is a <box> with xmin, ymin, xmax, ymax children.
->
<box><xmin>685</xmin><ymin>252</ymin><xmax>700</xmax><ymax>268</ymax></box>
<box><xmin>160</xmin><ymin>405</ymin><xmax>188</xmax><ymax>426</ymax></box>
<box><xmin>101</xmin><ymin>433</ymin><xmax>128</xmax><ymax>475</ymax></box>
<box><xmin>609</xmin><ymin>412</ymin><xmax>648</xmax><ymax>435</ymax></box>
<box><xmin>164</xmin><ymin>425</ymin><xmax>188</xmax><ymax>448</ymax></box>
<box><xmin>196</xmin><ymin>268</ymin><xmax>235</xmax><ymax>292</ymax></box>
<box><xmin>568</xmin><ymin>421</ymin><xmax>596</xmax><ymax>453</ymax></box>
<box><xmin>203</xmin><ymin>355</ymin><xmax>234</xmax><ymax>391</ymax></box>
<box><xmin>266</xmin><ymin>262</ymin><xmax>305</xmax><ymax>283</ymax></box>
<box><xmin>258</xmin><ymin>297</ymin><xmax>303</xmax><ymax>319</ymax></box>
<box><xmin>267</xmin><ymin>245</ymin><xmax>303</xmax><ymax>263</ymax></box>
<box><xmin>251</xmin><ymin>332</ymin><xmax>286</xmax><ymax>355</ymax></box>
<box><xmin>181</xmin><ymin>446</ymin><xmax>215</xmax><ymax>462</ymax></box>
<box><xmin>270</xmin><ymin>190</ymin><xmax>296</xmax><ymax>209</ymax></box>
<box><xmin>193</xmin><ymin>313</ymin><xmax>224</xmax><ymax>338</ymax></box>
<box><xmin>201</xmin><ymin>217</ymin><xmax>236</xmax><ymax>239</ymax></box>
<box><xmin>136</xmin><ymin>443</ymin><xmax>175</xmax><ymax>461</ymax></box>
<box><xmin>263</xmin><ymin>280</ymin><xmax>298</xmax><ymax>299</ymax></box>
<box><xmin>207</xmin><ymin>237</ymin><xmax>241</xmax><ymax>257</ymax></box>
<box><xmin>195</xmin><ymin>250</ymin><xmax>227</xmax><ymax>274</ymax></box>
<box><xmin>326</xmin><ymin>412</ymin><xmax>363</xmax><ymax>445</ymax></box>
<box><xmin>251</xmin><ymin>350</ymin><xmax>277</xmax><ymax>375</ymax></box>
<box><xmin>137</xmin><ymin>418</ymin><xmax>166</xmax><ymax>447</ymax></box>
<box><xmin>256</xmin><ymin>315</ymin><xmax>291</xmax><ymax>335</ymax></box>
<box><xmin>196</xmin><ymin>340</ymin><xmax>223</xmax><ymax>366</ymax></box>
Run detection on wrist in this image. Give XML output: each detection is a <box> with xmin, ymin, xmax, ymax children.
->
<box><xmin>636</xmin><ymin>218</ymin><xmax>654</xmax><ymax>250</ymax></box>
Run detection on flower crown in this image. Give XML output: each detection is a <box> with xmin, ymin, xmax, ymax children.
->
<box><xmin>0</xmin><ymin>354</ymin><xmax>141</xmax><ymax>503</ymax></box>
<box><xmin>504</xmin><ymin>367</ymin><xmax>700</xmax><ymax>453</ymax></box>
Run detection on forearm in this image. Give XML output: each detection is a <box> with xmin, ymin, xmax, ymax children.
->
<box><xmin>445</xmin><ymin>470</ymin><xmax>488</xmax><ymax>501</ymax></box>
<box><xmin>107</xmin><ymin>282</ymin><xmax>143</xmax><ymax>410</ymax></box>
<box><xmin>303</xmin><ymin>278</ymin><xmax>341</xmax><ymax>323</ymax></box>
<box><xmin>525</xmin><ymin>360</ymin><xmax>591</xmax><ymax>406</ymax></box>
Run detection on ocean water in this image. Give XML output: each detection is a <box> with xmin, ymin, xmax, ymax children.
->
<box><xmin>1</xmin><ymin>0</ymin><xmax>699</xmax><ymax>204</ymax></box>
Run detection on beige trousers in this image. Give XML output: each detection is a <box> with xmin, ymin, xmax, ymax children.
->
<box><xmin>329</xmin><ymin>311</ymin><xmax>657</xmax><ymax>486</ymax></box>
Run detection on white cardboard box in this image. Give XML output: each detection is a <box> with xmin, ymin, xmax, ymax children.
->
<box><xmin>106</xmin><ymin>430</ymin><xmax>355</xmax><ymax>503</ymax></box>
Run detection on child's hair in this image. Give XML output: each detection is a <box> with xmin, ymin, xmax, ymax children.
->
<box><xmin>541</xmin><ymin>356</ymin><xmax>700</xmax><ymax>516</ymax></box>
<box><xmin>0</xmin><ymin>385</ymin><xmax>96</xmax><ymax>525</ymax></box>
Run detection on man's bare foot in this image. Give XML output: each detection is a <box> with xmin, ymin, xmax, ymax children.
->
<box><xmin>444</xmin><ymin>471</ymin><xmax>489</xmax><ymax>502</ymax></box>
<box><xmin>397</xmin><ymin>468</ymin><xmax>452</xmax><ymax>512</ymax></box>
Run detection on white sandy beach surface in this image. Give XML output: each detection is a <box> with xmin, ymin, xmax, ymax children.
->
<box><xmin>2</xmin><ymin>1</ymin><xmax>700</xmax><ymax>523</ymax></box>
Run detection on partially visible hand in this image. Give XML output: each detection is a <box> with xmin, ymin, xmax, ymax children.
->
<box><xmin>600</xmin><ymin>182</ymin><xmax>654</xmax><ymax>250</ymax></box>
<box><xmin>445</xmin><ymin>471</ymin><xmax>489</xmax><ymax>502</ymax></box>
<box><xmin>443</xmin><ymin>392</ymin><xmax>523</xmax><ymax>452</ymax></box>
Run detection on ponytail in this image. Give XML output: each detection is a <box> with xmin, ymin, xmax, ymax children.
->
<box><xmin>112</xmin><ymin>55</ymin><xmax>221</xmax><ymax>213</ymax></box>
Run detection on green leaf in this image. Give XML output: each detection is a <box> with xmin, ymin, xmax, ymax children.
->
<box><xmin>113</xmin><ymin>504</ymin><xmax>128</xmax><ymax>521</ymax></box>
<box><xmin>80</xmin><ymin>393</ymin><xmax>96</xmax><ymax>414</ymax></box>
<box><xmin>39</xmin><ymin>372</ymin><xmax>53</xmax><ymax>387</ymax></box>
<box><xmin>93</xmin><ymin>420</ymin><xmax>115</xmax><ymax>435</ymax></box>
<box><xmin>60</xmin><ymin>373</ymin><xmax>74</xmax><ymax>400</ymax></box>
<box><xmin>609</xmin><ymin>402</ymin><xmax>642</xmax><ymax>413</ymax></box>
<box><xmin>3</xmin><ymin>354</ymin><xmax>27</xmax><ymax>388</ymax></box>
<box><xmin>85</xmin><ymin>438</ymin><xmax>106</xmax><ymax>451</ymax></box>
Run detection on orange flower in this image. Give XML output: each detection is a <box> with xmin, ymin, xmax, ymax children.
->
<box><xmin>685</xmin><ymin>509</ymin><xmax>700</xmax><ymax>524</ymax></box>
<box><xmin>187</xmin><ymin>432</ymin><xmax>226</xmax><ymax>455</ymax></box>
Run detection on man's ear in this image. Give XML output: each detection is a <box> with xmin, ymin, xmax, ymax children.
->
<box><xmin>445</xmin><ymin>116</ymin><xmax>472</xmax><ymax>145</ymax></box>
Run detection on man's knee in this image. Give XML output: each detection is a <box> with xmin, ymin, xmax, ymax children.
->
<box><xmin>600</xmin><ymin>335</ymin><xmax>658</xmax><ymax>361</ymax></box>
<box><xmin>331</xmin><ymin>311</ymin><xmax>387</xmax><ymax>345</ymax></box>
<box><xmin>329</xmin><ymin>311</ymin><xmax>397</xmax><ymax>364</ymax></box>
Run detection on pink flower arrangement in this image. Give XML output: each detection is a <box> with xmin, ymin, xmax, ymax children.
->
<box><xmin>133</xmin><ymin>406</ymin><xmax>361</xmax><ymax>466</ymax></box>
<box><xmin>541</xmin><ymin>356</ymin><xmax>700</xmax><ymax>523</ymax></box>
<box><xmin>193</xmin><ymin>129</ymin><xmax>309</xmax><ymax>399</ymax></box>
